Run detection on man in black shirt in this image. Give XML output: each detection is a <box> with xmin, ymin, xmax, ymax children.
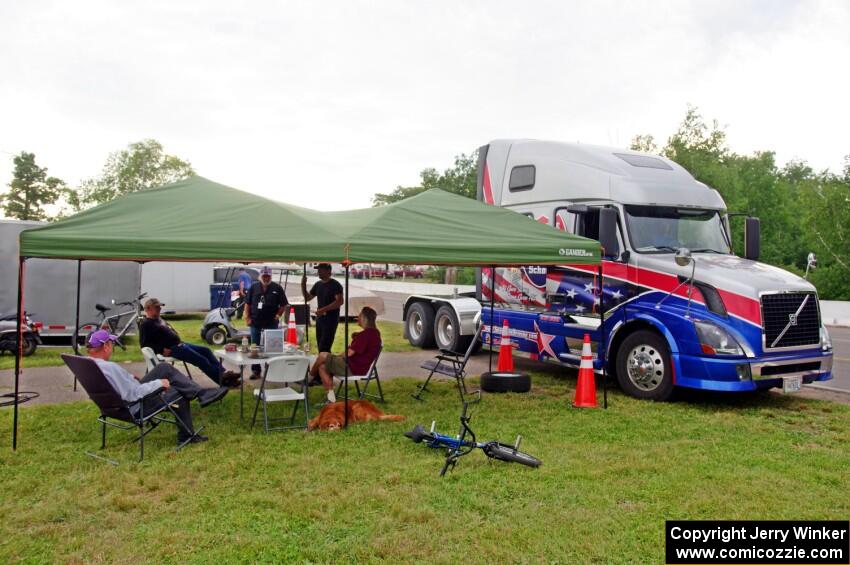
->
<box><xmin>301</xmin><ymin>263</ymin><xmax>344</xmax><ymax>352</ymax></box>
<box><xmin>245</xmin><ymin>266</ymin><xmax>288</xmax><ymax>378</ymax></box>
<box><xmin>139</xmin><ymin>298</ymin><xmax>239</xmax><ymax>386</ymax></box>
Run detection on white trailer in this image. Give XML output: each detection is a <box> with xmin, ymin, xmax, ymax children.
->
<box><xmin>1</xmin><ymin>220</ymin><xmax>142</xmax><ymax>340</ymax></box>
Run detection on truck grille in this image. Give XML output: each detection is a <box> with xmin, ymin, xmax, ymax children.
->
<box><xmin>761</xmin><ymin>292</ymin><xmax>820</xmax><ymax>349</ymax></box>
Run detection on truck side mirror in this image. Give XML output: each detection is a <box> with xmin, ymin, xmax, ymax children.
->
<box><xmin>744</xmin><ymin>217</ymin><xmax>760</xmax><ymax>261</ymax></box>
<box><xmin>599</xmin><ymin>208</ymin><xmax>620</xmax><ymax>259</ymax></box>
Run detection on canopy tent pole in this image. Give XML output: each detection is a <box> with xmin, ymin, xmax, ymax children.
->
<box><xmin>12</xmin><ymin>257</ymin><xmax>25</xmax><ymax>450</ymax></box>
<box><xmin>303</xmin><ymin>264</ymin><xmax>310</xmax><ymax>347</ymax></box>
<box><xmin>598</xmin><ymin>263</ymin><xmax>608</xmax><ymax>409</ymax></box>
<box><xmin>489</xmin><ymin>265</ymin><xmax>495</xmax><ymax>373</ymax></box>
<box><xmin>72</xmin><ymin>260</ymin><xmax>82</xmax><ymax>391</ymax></box>
<box><xmin>343</xmin><ymin>265</ymin><xmax>349</xmax><ymax>429</ymax></box>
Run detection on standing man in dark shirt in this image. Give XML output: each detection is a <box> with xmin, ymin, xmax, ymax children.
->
<box><xmin>245</xmin><ymin>266</ymin><xmax>288</xmax><ymax>378</ymax></box>
<box><xmin>301</xmin><ymin>263</ymin><xmax>344</xmax><ymax>353</ymax></box>
<box><xmin>139</xmin><ymin>298</ymin><xmax>240</xmax><ymax>386</ymax></box>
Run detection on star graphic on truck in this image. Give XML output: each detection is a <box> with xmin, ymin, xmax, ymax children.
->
<box><xmin>534</xmin><ymin>321</ymin><xmax>558</xmax><ymax>359</ymax></box>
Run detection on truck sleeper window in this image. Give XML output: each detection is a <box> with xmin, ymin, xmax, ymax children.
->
<box><xmin>625</xmin><ymin>206</ymin><xmax>730</xmax><ymax>254</ymax></box>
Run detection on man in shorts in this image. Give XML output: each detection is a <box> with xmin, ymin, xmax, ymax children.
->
<box><xmin>309</xmin><ymin>307</ymin><xmax>380</xmax><ymax>404</ymax></box>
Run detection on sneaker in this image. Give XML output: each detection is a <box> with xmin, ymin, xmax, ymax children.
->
<box><xmin>179</xmin><ymin>434</ymin><xmax>209</xmax><ymax>445</ymax></box>
<box><xmin>198</xmin><ymin>387</ymin><xmax>228</xmax><ymax>408</ymax></box>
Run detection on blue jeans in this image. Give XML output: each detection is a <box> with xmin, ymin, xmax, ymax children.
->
<box><xmin>169</xmin><ymin>343</ymin><xmax>224</xmax><ymax>384</ymax></box>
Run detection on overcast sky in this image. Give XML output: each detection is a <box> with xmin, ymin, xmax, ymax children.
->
<box><xmin>1</xmin><ymin>0</ymin><xmax>848</xmax><ymax>214</ymax></box>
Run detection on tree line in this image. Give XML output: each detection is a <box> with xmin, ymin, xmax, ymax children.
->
<box><xmin>373</xmin><ymin>107</ymin><xmax>850</xmax><ymax>300</ymax></box>
<box><xmin>4</xmin><ymin>109</ymin><xmax>847</xmax><ymax>299</ymax></box>
<box><xmin>0</xmin><ymin>139</ymin><xmax>193</xmax><ymax>221</ymax></box>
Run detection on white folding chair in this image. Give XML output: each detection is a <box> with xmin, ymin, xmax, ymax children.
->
<box><xmin>141</xmin><ymin>346</ymin><xmax>194</xmax><ymax>379</ymax></box>
<box><xmin>334</xmin><ymin>343</ymin><xmax>384</xmax><ymax>403</ymax></box>
<box><xmin>141</xmin><ymin>347</ymin><xmax>159</xmax><ymax>375</ymax></box>
<box><xmin>251</xmin><ymin>355</ymin><xmax>310</xmax><ymax>432</ymax></box>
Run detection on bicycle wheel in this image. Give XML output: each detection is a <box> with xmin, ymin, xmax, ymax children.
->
<box><xmin>73</xmin><ymin>323</ymin><xmax>101</xmax><ymax>348</ymax></box>
<box><xmin>483</xmin><ymin>443</ymin><xmax>542</xmax><ymax>468</ymax></box>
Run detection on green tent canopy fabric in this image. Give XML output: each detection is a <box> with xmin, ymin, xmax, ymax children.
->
<box><xmin>19</xmin><ymin>176</ymin><xmax>600</xmax><ymax>265</ymax></box>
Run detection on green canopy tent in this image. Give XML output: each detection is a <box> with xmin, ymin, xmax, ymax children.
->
<box><xmin>10</xmin><ymin>176</ymin><xmax>601</xmax><ymax>448</ymax></box>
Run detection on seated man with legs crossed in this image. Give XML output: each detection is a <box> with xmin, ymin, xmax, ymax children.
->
<box><xmin>139</xmin><ymin>298</ymin><xmax>240</xmax><ymax>387</ymax></box>
<box><xmin>309</xmin><ymin>307</ymin><xmax>381</xmax><ymax>405</ymax></box>
<box><xmin>86</xmin><ymin>329</ymin><xmax>227</xmax><ymax>445</ymax></box>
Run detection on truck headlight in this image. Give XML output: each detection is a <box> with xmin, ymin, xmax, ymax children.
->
<box><xmin>694</xmin><ymin>321</ymin><xmax>744</xmax><ymax>356</ymax></box>
<box><xmin>822</xmin><ymin>326</ymin><xmax>832</xmax><ymax>351</ymax></box>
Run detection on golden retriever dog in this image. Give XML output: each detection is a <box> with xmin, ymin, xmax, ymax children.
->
<box><xmin>307</xmin><ymin>400</ymin><xmax>405</xmax><ymax>431</ymax></box>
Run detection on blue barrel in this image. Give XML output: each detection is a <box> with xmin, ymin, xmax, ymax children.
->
<box><xmin>209</xmin><ymin>283</ymin><xmax>232</xmax><ymax>309</ymax></box>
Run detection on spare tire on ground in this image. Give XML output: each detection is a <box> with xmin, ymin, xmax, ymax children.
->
<box><xmin>479</xmin><ymin>372</ymin><xmax>531</xmax><ymax>393</ymax></box>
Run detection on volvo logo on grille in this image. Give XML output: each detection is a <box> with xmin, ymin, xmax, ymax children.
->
<box><xmin>788</xmin><ymin>313</ymin><xmax>798</xmax><ymax>326</ymax></box>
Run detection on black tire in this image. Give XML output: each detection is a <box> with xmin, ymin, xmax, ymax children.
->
<box><xmin>480</xmin><ymin>371</ymin><xmax>531</xmax><ymax>393</ymax></box>
<box><xmin>21</xmin><ymin>335</ymin><xmax>37</xmax><ymax>357</ymax></box>
<box><xmin>434</xmin><ymin>305</ymin><xmax>470</xmax><ymax>352</ymax></box>
<box><xmin>615</xmin><ymin>329</ymin><xmax>674</xmax><ymax>401</ymax></box>
<box><xmin>205</xmin><ymin>325</ymin><xmax>228</xmax><ymax>346</ymax></box>
<box><xmin>484</xmin><ymin>443</ymin><xmax>542</xmax><ymax>467</ymax></box>
<box><xmin>406</xmin><ymin>302</ymin><xmax>436</xmax><ymax>348</ymax></box>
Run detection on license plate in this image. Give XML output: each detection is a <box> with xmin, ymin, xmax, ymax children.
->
<box><xmin>782</xmin><ymin>375</ymin><xmax>802</xmax><ymax>393</ymax></box>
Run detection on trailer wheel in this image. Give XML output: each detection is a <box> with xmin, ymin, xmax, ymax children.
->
<box><xmin>434</xmin><ymin>305</ymin><xmax>470</xmax><ymax>353</ymax></box>
<box><xmin>205</xmin><ymin>325</ymin><xmax>228</xmax><ymax>346</ymax></box>
<box><xmin>615</xmin><ymin>330</ymin><xmax>674</xmax><ymax>401</ymax></box>
<box><xmin>406</xmin><ymin>302</ymin><xmax>435</xmax><ymax>348</ymax></box>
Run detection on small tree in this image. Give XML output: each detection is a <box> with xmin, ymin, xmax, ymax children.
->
<box><xmin>72</xmin><ymin>139</ymin><xmax>194</xmax><ymax>209</ymax></box>
<box><xmin>373</xmin><ymin>152</ymin><xmax>478</xmax><ymax>206</ymax></box>
<box><xmin>1</xmin><ymin>152</ymin><xmax>64</xmax><ymax>221</ymax></box>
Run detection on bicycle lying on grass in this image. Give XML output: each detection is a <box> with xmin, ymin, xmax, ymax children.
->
<box><xmin>404</xmin><ymin>400</ymin><xmax>541</xmax><ymax>476</ymax></box>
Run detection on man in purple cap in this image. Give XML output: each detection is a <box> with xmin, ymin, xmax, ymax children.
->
<box><xmin>86</xmin><ymin>329</ymin><xmax>228</xmax><ymax>445</ymax></box>
<box><xmin>139</xmin><ymin>297</ymin><xmax>240</xmax><ymax>387</ymax></box>
<box><xmin>244</xmin><ymin>266</ymin><xmax>288</xmax><ymax>378</ymax></box>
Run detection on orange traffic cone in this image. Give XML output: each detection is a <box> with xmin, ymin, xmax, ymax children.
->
<box><xmin>497</xmin><ymin>319</ymin><xmax>514</xmax><ymax>372</ymax></box>
<box><xmin>286</xmin><ymin>307</ymin><xmax>298</xmax><ymax>345</ymax></box>
<box><xmin>573</xmin><ymin>333</ymin><xmax>598</xmax><ymax>408</ymax></box>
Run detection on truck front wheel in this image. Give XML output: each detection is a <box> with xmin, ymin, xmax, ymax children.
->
<box><xmin>406</xmin><ymin>302</ymin><xmax>436</xmax><ymax>348</ymax></box>
<box><xmin>615</xmin><ymin>330</ymin><xmax>674</xmax><ymax>401</ymax></box>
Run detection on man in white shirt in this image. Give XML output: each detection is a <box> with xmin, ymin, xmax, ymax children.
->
<box><xmin>86</xmin><ymin>330</ymin><xmax>227</xmax><ymax>444</ymax></box>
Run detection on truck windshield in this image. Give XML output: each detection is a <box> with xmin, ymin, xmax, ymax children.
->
<box><xmin>625</xmin><ymin>205</ymin><xmax>730</xmax><ymax>254</ymax></box>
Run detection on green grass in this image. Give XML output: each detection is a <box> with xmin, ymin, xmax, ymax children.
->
<box><xmin>1</xmin><ymin>374</ymin><xmax>848</xmax><ymax>563</ymax></box>
<box><xmin>0</xmin><ymin>316</ymin><xmax>413</xmax><ymax>370</ymax></box>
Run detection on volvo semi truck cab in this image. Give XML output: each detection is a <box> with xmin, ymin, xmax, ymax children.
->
<box><xmin>403</xmin><ymin>139</ymin><xmax>833</xmax><ymax>400</ymax></box>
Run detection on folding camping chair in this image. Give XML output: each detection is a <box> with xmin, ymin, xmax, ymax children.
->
<box><xmin>413</xmin><ymin>323</ymin><xmax>482</xmax><ymax>404</ymax></box>
<box><xmin>333</xmin><ymin>343</ymin><xmax>384</xmax><ymax>402</ymax></box>
<box><xmin>61</xmin><ymin>354</ymin><xmax>203</xmax><ymax>464</ymax></box>
<box><xmin>250</xmin><ymin>355</ymin><xmax>311</xmax><ymax>432</ymax></box>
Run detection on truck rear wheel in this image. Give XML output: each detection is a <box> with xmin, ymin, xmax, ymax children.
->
<box><xmin>615</xmin><ymin>330</ymin><xmax>674</xmax><ymax>401</ymax></box>
<box><xmin>434</xmin><ymin>305</ymin><xmax>470</xmax><ymax>353</ymax></box>
<box><xmin>406</xmin><ymin>302</ymin><xmax>435</xmax><ymax>348</ymax></box>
